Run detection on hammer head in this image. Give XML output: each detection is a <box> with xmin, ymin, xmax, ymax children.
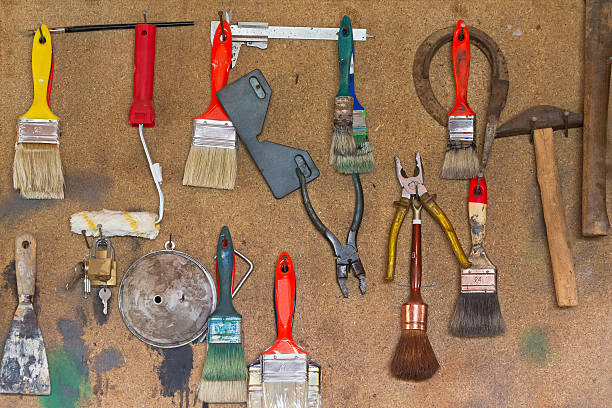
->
<box><xmin>496</xmin><ymin>105</ymin><xmax>583</xmax><ymax>138</ymax></box>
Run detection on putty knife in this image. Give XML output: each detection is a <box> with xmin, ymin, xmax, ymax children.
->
<box><xmin>0</xmin><ymin>233</ymin><xmax>50</xmax><ymax>395</ymax></box>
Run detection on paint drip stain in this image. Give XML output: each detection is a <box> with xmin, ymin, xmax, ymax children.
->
<box><xmin>521</xmin><ymin>326</ymin><xmax>550</xmax><ymax>363</ymax></box>
<box><xmin>157</xmin><ymin>345</ymin><xmax>193</xmax><ymax>408</ymax></box>
<box><xmin>0</xmin><ymin>191</ymin><xmax>52</xmax><ymax>226</ymax></box>
<box><xmin>39</xmin><ymin>319</ymin><xmax>91</xmax><ymax>408</ymax></box>
<box><xmin>92</xmin><ymin>349</ymin><xmax>123</xmax><ymax>398</ymax></box>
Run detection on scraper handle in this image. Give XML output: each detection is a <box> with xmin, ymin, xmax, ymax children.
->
<box><xmin>15</xmin><ymin>233</ymin><xmax>36</xmax><ymax>303</ymax></box>
<box><xmin>129</xmin><ymin>24</ymin><xmax>156</xmax><ymax>127</ymax></box>
<box><xmin>450</xmin><ymin>20</ymin><xmax>475</xmax><ymax>117</ymax></box>
<box><xmin>468</xmin><ymin>177</ymin><xmax>487</xmax><ymax>248</ymax></box>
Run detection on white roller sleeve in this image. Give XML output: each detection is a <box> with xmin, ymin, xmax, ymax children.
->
<box><xmin>70</xmin><ymin>209</ymin><xmax>159</xmax><ymax>239</ymax></box>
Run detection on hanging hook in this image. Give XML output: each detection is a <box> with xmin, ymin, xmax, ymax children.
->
<box><xmin>218</xmin><ymin>11</ymin><xmax>226</xmax><ymax>42</ymax></box>
<box><xmin>37</xmin><ymin>25</ymin><xmax>46</xmax><ymax>44</ymax></box>
<box><xmin>142</xmin><ymin>10</ymin><xmax>147</xmax><ymax>23</ymax></box>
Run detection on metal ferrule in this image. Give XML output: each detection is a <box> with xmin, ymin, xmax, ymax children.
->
<box><xmin>402</xmin><ymin>302</ymin><xmax>427</xmax><ymax>331</ymax></box>
<box><xmin>192</xmin><ymin>119</ymin><xmax>237</xmax><ymax>149</ymax></box>
<box><xmin>334</xmin><ymin>96</ymin><xmax>353</xmax><ymax>125</ymax></box>
<box><xmin>352</xmin><ymin>110</ymin><xmax>367</xmax><ymax>135</ymax></box>
<box><xmin>247</xmin><ymin>361</ymin><xmax>263</xmax><ymax>394</ymax></box>
<box><xmin>448</xmin><ymin>115</ymin><xmax>475</xmax><ymax>142</ymax></box>
<box><xmin>17</xmin><ymin>118</ymin><xmax>60</xmax><ymax>145</ymax></box>
<box><xmin>460</xmin><ymin>267</ymin><xmax>497</xmax><ymax>293</ymax></box>
<box><xmin>261</xmin><ymin>354</ymin><xmax>308</xmax><ymax>383</ymax></box>
<box><xmin>207</xmin><ymin>316</ymin><xmax>242</xmax><ymax>344</ymax></box>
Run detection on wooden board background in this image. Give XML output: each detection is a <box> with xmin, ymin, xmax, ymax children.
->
<box><xmin>0</xmin><ymin>1</ymin><xmax>610</xmax><ymax>407</ymax></box>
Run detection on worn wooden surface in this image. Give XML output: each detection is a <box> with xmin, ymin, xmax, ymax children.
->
<box><xmin>0</xmin><ymin>1</ymin><xmax>610</xmax><ymax>407</ymax></box>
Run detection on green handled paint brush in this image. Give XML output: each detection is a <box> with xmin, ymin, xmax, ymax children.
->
<box><xmin>329</xmin><ymin>16</ymin><xmax>356</xmax><ymax>165</ymax></box>
<box><xmin>337</xmin><ymin>43</ymin><xmax>375</xmax><ymax>173</ymax></box>
<box><xmin>198</xmin><ymin>226</ymin><xmax>247</xmax><ymax>403</ymax></box>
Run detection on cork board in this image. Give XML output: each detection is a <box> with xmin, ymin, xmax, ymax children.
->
<box><xmin>0</xmin><ymin>1</ymin><xmax>610</xmax><ymax>407</ymax></box>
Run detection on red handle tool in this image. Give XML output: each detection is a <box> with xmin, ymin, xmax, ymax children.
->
<box><xmin>262</xmin><ymin>252</ymin><xmax>307</xmax><ymax>356</ymax></box>
<box><xmin>468</xmin><ymin>177</ymin><xmax>487</xmax><ymax>204</ymax></box>
<box><xmin>449</xmin><ymin>20</ymin><xmax>475</xmax><ymax>117</ymax></box>
<box><xmin>129</xmin><ymin>24</ymin><xmax>157</xmax><ymax>127</ymax></box>
<box><xmin>409</xmin><ymin>213</ymin><xmax>423</xmax><ymax>304</ymax></box>
<box><xmin>195</xmin><ymin>20</ymin><xmax>232</xmax><ymax>121</ymax></box>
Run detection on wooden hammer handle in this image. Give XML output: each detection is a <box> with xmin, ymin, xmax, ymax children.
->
<box><xmin>533</xmin><ymin>128</ymin><xmax>578</xmax><ymax>307</ymax></box>
<box><xmin>582</xmin><ymin>0</ymin><xmax>611</xmax><ymax>236</ymax></box>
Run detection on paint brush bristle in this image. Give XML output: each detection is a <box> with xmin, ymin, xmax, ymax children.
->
<box><xmin>441</xmin><ymin>143</ymin><xmax>479</xmax><ymax>179</ymax></box>
<box><xmin>13</xmin><ymin>143</ymin><xmax>64</xmax><ymax>199</ymax></box>
<box><xmin>198</xmin><ymin>342</ymin><xmax>247</xmax><ymax>403</ymax></box>
<box><xmin>329</xmin><ymin>96</ymin><xmax>356</xmax><ymax>164</ymax></box>
<box><xmin>450</xmin><ymin>292</ymin><xmax>505</xmax><ymax>337</ymax></box>
<box><xmin>391</xmin><ymin>330</ymin><xmax>439</xmax><ymax>381</ymax></box>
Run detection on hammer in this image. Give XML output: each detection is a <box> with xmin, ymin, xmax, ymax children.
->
<box><xmin>496</xmin><ymin>105</ymin><xmax>581</xmax><ymax>307</ymax></box>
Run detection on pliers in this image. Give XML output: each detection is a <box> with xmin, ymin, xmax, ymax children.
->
<box><xmin>297</xmin><ymin>169</ymin><xmax>366</xmax><ymax>297</ymax></box>
<box><xmin>386</xmin><ymin>153</ymin><xmax>471</xmax><ymax>280</ymax></box>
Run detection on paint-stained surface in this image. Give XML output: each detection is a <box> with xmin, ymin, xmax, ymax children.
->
<box><xmin>521</xmin><ymin>326</ymin><xmax>550</xmax><ymax>363</ymax></box>
<box><xmin>156</xmin><ymin>345</ymin><xmax>194</xmax><ymax>408</ymax></box>
<box><xmin>0</xmin><ymin>1</ymin><xmax>610</xmax><ymax>407</ymax></box>
<box><xmin>93</xmin><ymin>348</ymin><xmax>124</xmax><ymax>374</ymax></box>
<box><xmin>37</xmin><ymin>320</ymin><xmax>91</xmax><ymax>408</ymax></box>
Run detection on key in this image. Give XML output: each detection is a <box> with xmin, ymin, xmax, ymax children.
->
<box><xmin>99</xmin><ymin>287</ymin><xmax>111</xmax><ymax>315</ymax></box>
<box><xmin>66</xmin><ymin>262</ymin><xmax>86</xmax><ymax>290</ymax></box>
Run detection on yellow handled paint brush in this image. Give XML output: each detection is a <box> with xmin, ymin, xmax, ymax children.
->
<box><xmin>13</xmin><ymin>24</ymin><xmax>64</xmax><ymax>199</ymax></box>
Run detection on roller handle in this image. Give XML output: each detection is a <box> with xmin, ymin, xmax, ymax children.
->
<box><xmin>533</xmin><ymin>128</ymin><xmax>578</xmax><ymax>307</ymax></box>
<box><xmin>449</xmin><ymin>20</ymin><xmax>475</xmax><ymax>117</ymax></box>
<box><xmin>386</xmin><ymin>197</ymin><xmax>410</xmax><ymax>281</ymax></box>
<box><xmin>421</xmin><ymin>192</ymin><xmax>471</xmax><ymax>268</ymax></box>
<box><xmin>129</xmin><ymin>24</ymin><xmax>156</xmax><ymax>127</ymax></box>
<box><xmin>337</xmin><ymin>15</ymin><xmax>353</xmax><ymax>97</ymax></box>
<box><xmin>408</xmin><ymin>214</ymin><xmax>423</xmax><ymax>303</ymax></box>
<box><xmin>468</xmin><ymin>177</ymin><xmax>488</xmax><ymax>249</ymax></box>
<box><xmin>15</xmin><ymin>233</ymin><xmax>36</xmax><ymax>304</ymax></box>
<box><xmin>195</xmin><ymin>20</ymin><xmax>232</xmax><ymax>121</ymax></box>
<box><xmin>213</xmin><ymin>226</ymin><xmax>239</xmax><ymax>316</ymax></box>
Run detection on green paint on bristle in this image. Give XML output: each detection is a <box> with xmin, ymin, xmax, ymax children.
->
<box><xmin>39</xmin><ymin>347</ymin><xmax>91</xmax><ymax>408</ymax></box>
<box><xmin>201</xmin><ymin>343</ymin><xmax>247</xmax><ymax>381</ymax></box>
<box><xmin>337</xmin><ymin>109</ymin><xmax>375</xmax><ymax>173</ymax></box>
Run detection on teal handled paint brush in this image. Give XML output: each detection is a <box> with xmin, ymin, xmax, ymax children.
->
<box><xmin>247</xmin><ymin>252</ymin><xmax>321</xmax><ymax>408</ymax></box>
<box><xmin>199</xmin><ymin>226</ymin><xmax>247</xmax><ymax>403</ymax></box>
<box><xmin>337</xmin><ymin>43</ymin><xmax>375</xmax><ymax>174</ymax></box>
<box><xmin>329</xmin><ymin>16</ymin><xmax>356</xmax><ymax>165</ymax></box>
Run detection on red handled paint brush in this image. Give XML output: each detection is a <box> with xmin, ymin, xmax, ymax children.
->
<box><xmin>442</xmin><ymin>21</ymin><xmax>479</xmax><ymax>179</ymax></box>
<box><xmin>247</xmin><ymin>252</ymin><xmax>321</xmax><ymax>407</ymax></box>
<box><xmin>183</xmin><ymin>12</ymin><xmax>237</xmax><ymax>190</ymax></box>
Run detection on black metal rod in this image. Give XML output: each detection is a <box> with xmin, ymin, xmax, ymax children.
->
<box><xmin>31</xmin><ymin>21</ymin><xmax>194</xmax><ymax>34</ymax></box>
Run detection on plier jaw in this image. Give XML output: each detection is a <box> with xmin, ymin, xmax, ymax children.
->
<box><xmin>336</xmin><ymin>254</ymin><xmax>366</xmax><ymax>298</ymax></box>
<box><xmin>395</xmin><ymin>153</ymin><xmax>428</xmax><ymax>200</ymax></box>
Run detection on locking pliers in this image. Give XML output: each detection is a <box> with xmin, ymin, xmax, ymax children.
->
<box><xmin>386</xmin><ymin>153</ymin><xmax>471</xmax><ymax>280</ymax></box>
<box><xmin>297</xmin><ymin>169</ymin><xmax>366</xmax><ymax>297</ymax></box>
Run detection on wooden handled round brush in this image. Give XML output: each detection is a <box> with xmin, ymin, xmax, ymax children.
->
<box><xmin>391</xmin><ymin>199</ymin><xmax>439</xmax><ymax>381</ymax></box>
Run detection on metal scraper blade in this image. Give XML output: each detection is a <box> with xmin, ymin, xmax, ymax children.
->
<box><xmin>0</xmin><ymin>303</ymin><xmax>50</xmax><ymax>395</ymax></box>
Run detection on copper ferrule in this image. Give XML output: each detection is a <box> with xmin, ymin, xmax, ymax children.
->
<box><xmin>402</xmin><ymin>302</ymin><xmax>428</xmax><ymax>330</ymax></box>
<box><xmin>334</xmin><ymin>96</ymin><xmax>353</xmax><ymax>124</ymax></box>
<box><xmin>460</xmin><ymin>267</ymin><xmax>497</xmax><ymax>293</ymax></box>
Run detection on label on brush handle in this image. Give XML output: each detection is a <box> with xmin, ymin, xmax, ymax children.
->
<box><xmin>208</xmin><ymin>316</ymin><xmax>242</xmax><ymax>343</ymax></box>
<box><xmin>460</xmin><ymin>268</ymin><xmax>496</xmax><ymax>293</ymax></box>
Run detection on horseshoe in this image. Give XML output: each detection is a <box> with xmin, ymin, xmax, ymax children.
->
<box><xmin>413</xmin><ymin>25</ymin><xmax>509</xmax><ymax>178</ymax></box>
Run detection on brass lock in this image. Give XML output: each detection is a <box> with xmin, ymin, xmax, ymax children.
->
<box><xmin>80</xmin><ymin>225</ymin><xmax>117</xmax><ymax>287</ymax></box>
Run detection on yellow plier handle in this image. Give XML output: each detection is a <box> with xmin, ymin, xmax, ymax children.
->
<box><xmin>421</xmin><ymin>192</ymin><xmax>471</xmax><ymax>268</ymax></box>
<box><xmin>386</xmin><ymin>197</ymin><xmax>411</xmax><ymax>281</ymax></box>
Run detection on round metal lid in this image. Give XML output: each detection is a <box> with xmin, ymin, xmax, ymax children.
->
<box><xmin>118</xmin><ymin>249</ymin><xmax>217</xmax><ymax>348</ymax></box>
